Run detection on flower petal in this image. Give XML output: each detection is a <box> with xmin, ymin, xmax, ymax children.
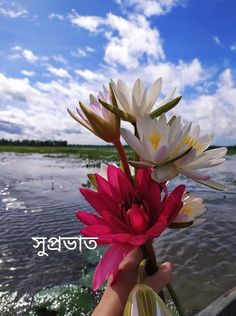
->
<box><xmin>121</xmin><ymin>128</ymin><xmax>147</xmax><ymax>159</ymax></box>
<box><xmin>153</xmin><ymin>145</ymin><xmax>169</xmax><ymax>163</ymax></box>
<box><xmin>80</xmin><ymin>188</ymin><xmax>118</xmax><ymax>215</ymax></box>
<box><xmin>161</xmin><ymin>184</ymin><xmax>185</xmax><ymax>224</ymax></box>
<box><xmin>180</xmin><ymin>170</ymin><xmax>210</xmax><ymax>180</ymax></box>
<box><xmin>195</xmin><ymin>179</ymin><xmax>228</xmax><ymax>191</ymax></box>
<box><xmin>145</xmin><ymin>78</ymin><xmax>162</xmax><ymax>113</ymax></box>
<box><xmin>132</xmin><ymin>78</ymin><xmax>146</xmax><ymax>116</ymax></box>
<box><xmin>116</xmin><ymin>79</ymin><xmax>132</xmax><ymax>113</ymax></box>
<box><xmin>92</xmin><ymin>243</ymin><xmax>133</xmax><ymax>290</ymax></box>
<box><xmin>76</xmin><ymin>211</ymin><xmax>104</xmax><ymax>226</ymax></box>
<box><xmin>107</xmin><ymin>164</ymin><xmax>135</xmax><ymax>201</ymax></box>
<box><xmin>81</xmin><ymin>224</ymin><xmax>112</xmax><ymax>237</ymax></box>
<box><xmin>152</xmin><ymin>165</ymin><xmax>179</xmax><ymax>182</ymax></box>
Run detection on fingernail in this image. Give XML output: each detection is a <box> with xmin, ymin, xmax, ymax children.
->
<box><xmin>162</xmin><ymin>262</ymin><xmax>172</xmax><ymax>270</ymax></box>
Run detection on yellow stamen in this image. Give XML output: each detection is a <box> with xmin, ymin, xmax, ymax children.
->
<box><xmin>181</xmin><ymin>135</ymin><xmax>203</xmax><ymax>152</ymax></box>
<box><xmin>148</xmin><ymin>132</ymin><xmax>161</xmax><ymax>150</ymax></box>
<box><xmin>182</xmin><ymin>206</ymin><xmax>192</xmax><ymax>215</ymax></box>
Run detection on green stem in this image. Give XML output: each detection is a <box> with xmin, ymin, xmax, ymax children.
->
<box><xmin>114</xmin><ymin>139</ymin><xmax>133</xmax><ymax>184</ymax></box>
<box><xmin>142</xmin><ymin>242</ymin><xmax>165</xmax><ymax>302</ymax></box>
<box><xmin>142</xmin><ymin>241</ymin><xmax>185</xmax><ymax>316</ymax></box>
<box><xmin>133</xmin><ymin>123</ymin><xmax>140</xmax><ymax>177</ymax></box>
<box><xmin>166</xmin><ymin>283</ymin><xmax>186</xmax><ymax>316</ymax></box>
<box><xmin>133</xmin><ymin>123</ymin><xmax>140</xmax><ymax>160</ymax></box>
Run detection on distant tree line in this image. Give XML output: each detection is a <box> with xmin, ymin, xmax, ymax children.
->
<box><xmin>0</xmin><ymin>138</ymin><xmax>235</xmax><ymax>150</ymax></box>
<box><xmin>0</xmin><ymin>139</ymin><xmax>68</xmax><ymax>147</ymax></box>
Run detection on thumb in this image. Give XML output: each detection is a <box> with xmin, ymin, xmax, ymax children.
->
<box><xmin>144</xmin><ymin>262</ymin><xmax>172</xmax><ymax>294</ymax></box>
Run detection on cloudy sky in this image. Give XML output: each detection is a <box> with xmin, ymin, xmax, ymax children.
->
<box><xmin>0</xmin><ymin>0</ymin><xmax>236</xmax><ymax>145</ymax></box>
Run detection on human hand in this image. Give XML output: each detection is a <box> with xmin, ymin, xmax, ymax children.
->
<box><xmin>92</xmin><ymin>248</ymin><xmax>172</xmax><ymax>316</ymax></box>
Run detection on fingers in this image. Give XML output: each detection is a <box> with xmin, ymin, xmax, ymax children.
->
<box><xmin>119</xmin><ymin>247</ymin><xmax>143</xmax><ymax>270</ymax></box>
<box><xmin>144</xmin><ymin>262</ymin><xmax>172</xmax><ymax>293</ymax></box>
<box><xmin>108</xmin><ymin>248</ymin><xmax>143</xmax><ymax>288</ymax></box>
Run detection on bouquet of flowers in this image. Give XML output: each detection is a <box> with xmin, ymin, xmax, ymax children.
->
<box><xmin>68</xmin><ymin>78</ymin><xmax>227</xmax><ymax>315</ymax></box>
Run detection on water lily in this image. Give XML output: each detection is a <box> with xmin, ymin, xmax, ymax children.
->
<box><xmin>170</xmin><ymin>192</ymin><xmax>207</xmax><ymax>227</ymax></box>
<box><xmin>109</xmin><ymin>78</ymin><xmax>179</xmax><ymax>121</ymax></box>
<box><xmin>124</xmin><ymin>284</ymin><xmax>171</xmax><ymax>316</ymax></box>
<box><xmin>124</xmin><ymin>259</ymin><xmax>172</xmax><ymax>316</ymax></box>
<box><xmin>67</xmin><ymin>85</ymin><xmax>120</xmax><ymax>143</ymax></box>
<box><xmin>121</xmin><ymin>115</ymin><xmax>227</xmax><ymax>190</ymax></box>
<box><xmin>77</xmin><ymin>165</ymin><xmax>184</xmax><ymax>290</ymax></box>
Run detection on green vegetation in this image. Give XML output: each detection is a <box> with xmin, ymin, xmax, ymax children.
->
<box><xmin>225</xmin><ymin>146</ymin><xmax>236</xmax><ymax>155</ymax></box>
<box><xmin>0</xmin><ymin>139</ymin><xmax>235</xmax><ymax>159</ymax></box>
<box><xmin>0</xmin><ymin>145</ymin><xmax>134</xmax><ymax>161</ymax></box>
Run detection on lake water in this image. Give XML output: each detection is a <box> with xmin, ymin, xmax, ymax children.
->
<box><xmin>0</xmin><ymin>153</ymin><xmax>236</xmax><ymax>315</ymax></box>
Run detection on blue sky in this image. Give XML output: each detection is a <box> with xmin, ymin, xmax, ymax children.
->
<box><xmin>0</xmin><ymin>0</ymin><xmax>236</xmax><ymax>145</ymax></box>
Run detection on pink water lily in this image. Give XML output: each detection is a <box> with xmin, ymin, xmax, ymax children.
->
<box><xmin>77</xmin><ymin>165</ymin><xmax>185</xmax><ymax>290</ymax></box>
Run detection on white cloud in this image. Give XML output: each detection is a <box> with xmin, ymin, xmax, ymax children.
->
<box><xmin>1</xmin><ymin>2</ymin><xmax>235</xmax><ymax>146</ymax></box>
<box><xmin>0</xmin><ymin>72</ymin><xmax>98</xmax><ymax>143</ymax></box>
<box><xmin>52</xmin><ymin>55</ymin><xmax>67</xmax><ymax>64</ymax></box>
<box><xmin>48</xmin><ymin>12</ymin><xmax>64</xmax><ymax>20</ymax></box>
<box><xmin>140</xmin><ymin>58</ymin><xmax>204</xmax><ymax>93</ymax></box>
<box><xmin>21</xmin><ymin>70</ymin><xmax>36</xmax><ymax>77</ymax></box>
<box><xmin>75</xmin><ymin>69</ymin><xmax>106</xmax><ymax>82</ymax></box>
<box><xmin>116</xmin><ymin>0</ymin><xmax>185</xmax><ymax>16</ymax></box>
<box><xmin>71</xmin><ymin>48</ymin><xmax>87</xmax><ymax>58</ymax></box>
<box><xmin>104</xmin><ymin>13</ymin><xmax>165</xmax><ymax>69</ymax></box>
<box><xmin>9</xmin><ymin>46</ymin><xmax>39</xmax><ymax>64</ymax></box>
<box><xmin>86</xmin><ymin>46</ymin><xmax>95</xmax><ymax>53</ymax></box>
<box><xmin>230</xmin><ymin>42</ymin><xmax>236</xmax><ymax>52</ymax></box>
<box><xmin>213</xmin><ymin>36</ymin><xmax>221</xmax><ymax>46</ymax></box>
<box><xmin>174</xmin><ymin>69</ymin><xmax>236</xmax><ymax>144</ymax></box>
<box><xmin>69</xmin><ymin>12</ymin><xmax>165</xmax><ymax>69</ymax></box>
<box><xmin>0</xmin><ymin>0</ymin><xmax>27</xmax><ymax>18</ymax></box>
<box><xmin>69</xmin><ymin>10</ymin><xmax>104</xmax><ymax>32</ymax></box>
<box><xmin>1</xmin><ymin>65</ymin><xmax>236</xmax><ymax>145</ymax></box>
<box><xmin>71</xmin><ymin>46</ymin><xmax>96</xmax><ymax>58</ymax></box>
<box><xmin>47</xmin><ymin>66</ymin><xmax>71</xmax><ymax>78</ymax></box>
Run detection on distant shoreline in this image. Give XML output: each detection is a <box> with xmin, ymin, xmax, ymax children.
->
<box><xmin>0</xmin><ymin>145</ymin><xmax>133</xmax><ymax>160</ymax></box>
<box><xmin>0</xmin><ymin>145</ymin><xmax>235</xmax><ymax>156</ymax></box>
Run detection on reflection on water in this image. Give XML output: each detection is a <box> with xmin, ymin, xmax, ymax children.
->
<box><xmin>0</xmin><ymin>153</ymin><xmax>236</xmax><ymax>315</ymax></box>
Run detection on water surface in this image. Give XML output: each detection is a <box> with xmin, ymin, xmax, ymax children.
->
<box><xmin>0</xmin><ymin>153</ymin><xmax>235</xmax><ymax>315</ymax></box>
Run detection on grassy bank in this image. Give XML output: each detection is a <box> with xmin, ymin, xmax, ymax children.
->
<box><xmin>226</xmin><ymin>147</ymin><xmax>236</xmax><ymax>155</ymax></box>
<box><xmin>0</xmin><ymin>145</ymin><xmax>133</xmax><ymax>160</ymax></box>
<box><xmin>0</xmin><ymin>145</ymin><xmax>235</xmax><ymax>158</ymax></box>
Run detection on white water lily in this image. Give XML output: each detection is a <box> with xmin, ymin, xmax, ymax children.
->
<box><xmin>121</xmin><ymin>115</ymin><xmax>227</xmax><ymax>190</ymax></box>
<box><xmin>123</xmin><ymin>284</ymin><xmax>172</xmax><ymax>316</ymax></box>
<box><xmin>173</xmin><ymin>192</ymin><xmax>207</xmax><ymax>225</ymax></box>
<box><xmin>67</xmin><ymin>85</ymin><xmax>120</xmax><ymax>143</ymax></box>
<box><xmin>111</xmin><ymin>78</ymin><xmax>176</xmax><ymax>119</ymax></box>
<box><xmin>124</xmin><ymin>259</ymin><xmax>172</xmax><ymax>316</ymax></box>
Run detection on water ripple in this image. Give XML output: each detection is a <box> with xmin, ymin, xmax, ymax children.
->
<box><xmin>0</xmin><ymin>153</ymin><xmax>236</xmax><ymax>315</ymax></box>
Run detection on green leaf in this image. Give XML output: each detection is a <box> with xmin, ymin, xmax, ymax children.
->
<box><xmin>98</xmin><ymin>98</ymin><xmax>135</xmax><ymax>123</ymax></box>
<box><xmin>32</xmin><ymin>284</ymin><xmax>95</xmax><ymax>316</ymax></box>
<box><xmin>169</xmin><ymin>221</ymin><xmax>193</xmax><ymax>229</ymax></box>
<box><xmin>150</xmin><ymin>96</ymin><xmax>182</xmax><ymax>119</ymax></box>
<box><xmin>168</xmin><ymin>115</ymin><xmax>177</xmax><ymax>125</ymax></box>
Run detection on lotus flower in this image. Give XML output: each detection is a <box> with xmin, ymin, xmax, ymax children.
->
<box><xmin>77</xmin><ymin>165</ymin><xmax>185</xmax><ymax>290</ymax></box>
<box><xmin>121</xmin><ymin>115</ymin><xmax>227</xmax><ymax>190</ymax></box>
<box><xmin>170</xmin><ymin>192</ymin><xmax>207</xmax><ymax>227</ymax></box>
<box><xmin>67</xmin><ymin>85</ymin><xmax>120</xmax><ymax>143</ymax></box>
<box><xmin>110</xmin><ymin>78</ymin><xmax>178</xmax><ymax>120</ymax></box>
